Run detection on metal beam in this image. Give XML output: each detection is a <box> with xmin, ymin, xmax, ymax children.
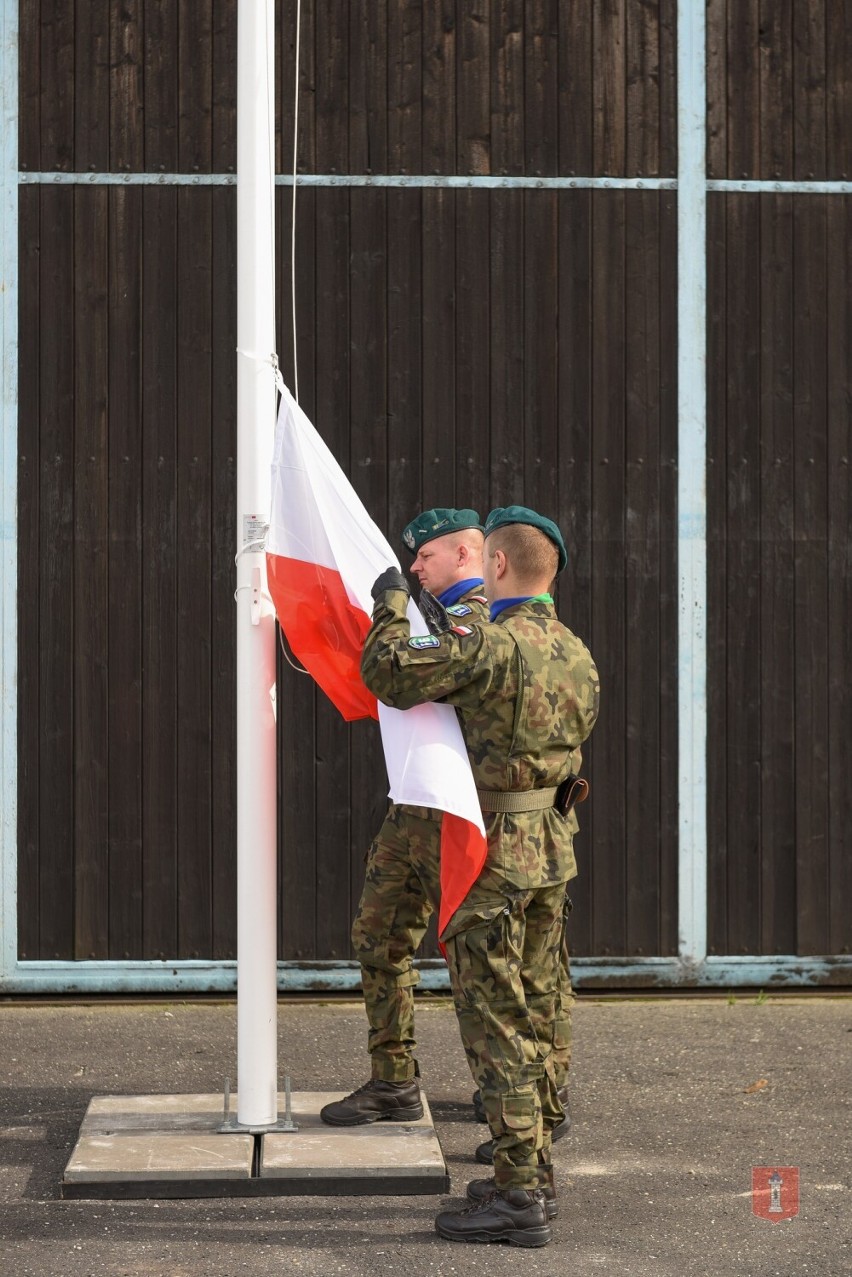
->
<box><xmin>18</xmin><ymin>171</ymin><xmax>678</xmax><ymax>190</ymax></box>
<box><xmin>1</xmin><ymin>955</ymin><xmax>850</xmax><ymax>995</ymax></box>
<box><xmin>676</xmin><ymin>0</ymin><xmax>708</xmax><ymax>968</ymax></box>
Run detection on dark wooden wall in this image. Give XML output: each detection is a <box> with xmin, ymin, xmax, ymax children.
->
<box><xmin>275</xmin><ymin>184</ymin><xmax>679</xmax><ymax>961</ymax></box>
<box><xmin>705</xmin><ymin>2</ymin><xmax>852</xmax><ymax>959</ymax></box>
<box><xmin>16</xmin><ymin>2</ymin><xmax>850</xmax><ymax>970</ymax></box>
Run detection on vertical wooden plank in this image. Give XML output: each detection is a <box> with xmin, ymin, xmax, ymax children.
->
<box><xmin>107</xmin><ymin>186</ymin><xmax>143</xmax><ymax>958</ymax></box>
<box><xmin>75</xmin><ymin>1</ymin><xmax>110</xmax><ymax>172</ymax></box>
<box><xmin>658</xmin><ymin>0</ymin><xmax>677</xmax><ymax>178</ymax></box>
<box><xmin>140</xmin><ymin>185</ymin><xmax>178</xmax><ymax>959</ymax></box>
<box><xmin>826</xmin><ymin>195</ymin><xmax>852</xmax><ymax>955</ymax></box>
<box><xmin>300</xmin><ymin>185</ymin><xmax>349</xmax><ymax>955</ymax></box>
<box><xmin>589</xmin><ymin>189</ymin><xmax>626</xmax><ymax>954</ymax></box>
<box><xmin>40</xmin><ymin>0</ymin><xmax>75</xmax><ymax>170</ymax></box>
<box><xmin>388</xmin><ymin>0</ymin><xmax>422</xmax><ymax>173</ymax></box>
<box><xmin>212</xmin><ymin>0</ymin><xmax>238</xmax><ymax>173</ymax></box>
<box><xmin>110</xmin><ymin>0</ymin><xmax>144</xmax><ymax>170</ymax></box>
<box><xmin>523</xmin><ymin>190</ymin><xmax>558</xmax><ymax>516</ymax></box>
<box><xmin>17</xmin><ymin>186</ymin><xmax>42</xmax><ymax>958</ymax></box>
<box><xmin>314</xmin><ymin>0</ymin><xmax>349</xmax><ymax>175</ymax></box>
<box><xmin>18</xmin><ymin>0</ymin><xmax>40</xmax><ymax>172</ymax></box>
<box><xmin>423</xmin><ymin>0</ymin><xmax>456</xmax><ymax>173</ymax></box>
<box><xmin>557</xmin><ymin>190</ymin><xmax>593</xmax><ymax>633</ymax></box>
<box><xmin>724</xmin><ymin>194</ymin><xmax>762</xmax><ymax>955</ymax></box>
<box><xmin>489</xmin><ymin>189</ymin><xmax>524</xmax><ymax>506</ymax></box>
<box><xmin>178</xmin><ymin>0</ymin><xmax>213</xmax><ymax>172</ymax></box>
<box><xmin>455</xmin><ymin>190</ymin><xmax>490</xmax><ymax>517</ymax></box>
<box><xmin>557</xmin><ymin>189</ymin><xmax>593</xmax><ymax>951</ymax></box>
<box><xmin>758</xmin><ymin>0</ymin><xmax>793</xmax><ymax>180</ymax></box>
<box><xmin>387</xmin><ymin>190</ymin><xmax>423</xmax><ymax>543</ymax></box>
<box><xmin>421</xmin><ymin>189</ymin><xmax>456</xmax><ymax>505</ymax></box>
<box><xmin>726</xmin><ymin>0</ymin><xmax>760</xmax><ymax>179</ymax></box>
<box><xmin>706</xmin><ymin>0</ymin><xmax>728</xmax><ymax>180</ymax></box>
<box><xmin>38</xmin><ymin>188</ymin><xmax>75</xmax><ymax>958</ymax></box>
<box><xmin>705</xmin><ymin>193</ymin><xmax>728</xmax><ymax>953</ymax></box>
<box><xmin>792</xmin><ymin>0</ymin><xmax>826</xmax><ymax>180</ymax></box>
<box><xmin>793</xmin><ymin>196</ymin><xmax>829</xmax><ymax>954</ymax></box>
<box><xmin>175</xmin><ymin>187</ymin><xmax>213</xmax><ymax>958</ymax></box>
<box><xmin>491</xmin><ymin>0</ymin><xmax>524</xmax><ymax>176</ymax></box>
<box><xmin>593</xmin><ymin>0</ymin><xmax>626</xmax><ymax>177</ymax></box>
<box><xmin>625</xmin><ymin>0</ymin><xmax>660</xmax><ymax>177</ymax></box>
<box><xmin>210</xmin><ymin>185</ymin><xmax>237</xmax><ymax>958</ymax></box>
<box><xmin>759</xmin><ymin>193</ymin><xmax>796</xmax><ymax>954</ymax></box>
<box><xmin>525</xmin><ymin>0</ymin><xmax>559</xmax><ymax>176</ymax></box>
<box><xmin>559</xmin><ymin>0</ymin><xmax>593</xmax><ymax>176</ymax></box>
<box><xmin>143</xmin><ymin>0</ymin><xmax>179</xmax><ymax>172</ymax></box>
<box><xmin>623</xmin><ymin>190</ymin><xmax>662</xmax><ymax>956</ymax></box>
<box><xmin>349</xmin><ymin>0</ymin><xmax>388</xmax><ymax>174</ymax></box>
<box><xmin>457</xmin><ymin>3</ymin><xmax>490</xmax><ymax>174</ymax></box>
<box><xmin>658</xmin><ymin>190</ymin><xmax>679</xmax><ymax>953</ymax></box>
<box><xmin>827</xmin><ymin>0</ymin><xmax>852</xmax><ymax>178</ymax></box>
<box><xmin>73</xmin><ymin>186</ymin><xmax>110</xmax><ymax>959</ymax></box>
<box><xmin>346</xmin><ymin>187</ymin><xmax>389</xmax><ymax>956</ymax></box>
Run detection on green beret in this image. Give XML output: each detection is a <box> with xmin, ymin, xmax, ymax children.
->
<box><xmin>484</xmin><ymin>505</ymin><xmax>568</xmax><ymax>573</ymax></box>
<box><xmin>401</xmin><ymin>508</ymin><xmax>483</xmax><ymax>554</ymax></box>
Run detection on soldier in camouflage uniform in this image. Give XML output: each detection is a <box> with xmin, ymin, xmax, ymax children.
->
<box><xmin>361</xmin><ymin>506</ymin><xmax>599</xmax><ymax>1247</ymax></box>
<box><xmin>320</xmin><ymin>509</ymin><xmax>489</xmax><ymax>1127</ymax></box>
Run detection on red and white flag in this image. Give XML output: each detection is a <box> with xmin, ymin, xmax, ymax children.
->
<box><xmin>266</xmin><ymin>385</ymin><xmax>486</xmax><ymax>936</ymax></box>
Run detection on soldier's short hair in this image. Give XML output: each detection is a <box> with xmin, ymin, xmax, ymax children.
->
<box><xmin>488</xmin><ymin>523</ymin><xmax>559</xmax><ymax>583</ymax></box>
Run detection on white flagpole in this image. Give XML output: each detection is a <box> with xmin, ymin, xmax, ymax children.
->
<box><xmin>236</xmin><ymin>0</ymin><xmax>278</xmax><ymax>1127</ymax></box>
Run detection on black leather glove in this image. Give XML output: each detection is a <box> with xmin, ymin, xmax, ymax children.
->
<box><xmin>371</xmin><ymin>566</ymin><xmax>410</xmax><ymax>600</ymax></box>
<box><xmin>419</xmin><ymin>588</ymin><xmax>452</xmax><ymax>635</ymax></box>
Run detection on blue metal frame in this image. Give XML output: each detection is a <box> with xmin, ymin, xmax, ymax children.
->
<box><xmin>676</xmin><ymin>0</ymin><xmax>707</xmax><ymax>969</ymax></box>
<box><xmin>2</xmin><ymin>1</ymin><xmax>851</xmax><ymax>994</ymax></box>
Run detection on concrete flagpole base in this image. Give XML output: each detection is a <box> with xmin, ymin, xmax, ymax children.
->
<box><xmin>61</xmin><ymin>1091</ymin><xmax>449</xmax><ymax>1199</ymax></box>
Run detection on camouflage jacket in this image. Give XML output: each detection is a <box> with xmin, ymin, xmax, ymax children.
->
<box><xmin>361</xmin><ymin>590</ymin><xmax>600</xmax><ymax>888</ymax></box>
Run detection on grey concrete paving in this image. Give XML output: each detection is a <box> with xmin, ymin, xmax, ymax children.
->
<box><xmin>0</xmin><ymin>994</ymin><xmax>850</xmax><ymax>1276</ymax></box>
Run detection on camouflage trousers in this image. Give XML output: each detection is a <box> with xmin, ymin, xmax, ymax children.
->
<box><xmin>442</xmin><ymin>879</ymin><xmax>569</xmax><ymax>1192</ymax></box>
<box><xmin>351</xmin><ymin>805</ymin><xmax>442</xmax><ymax>1083</ymax></box>
<box><xmin>352</xmin><ymin>804</ymin><xmax>574</xmax><ymax>1094</ymax></box>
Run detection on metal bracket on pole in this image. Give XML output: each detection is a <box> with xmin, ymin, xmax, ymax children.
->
<box><xmin>250</xmin><ymin>567</ymin><xmax>262</xmax><ymax>626</ymax></box>
<box><xmin>218</xmin><ymin>1076</ymin><xmax>299</xmax><ymax>1134</ymax></box>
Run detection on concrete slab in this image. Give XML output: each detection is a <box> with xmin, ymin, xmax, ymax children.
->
<box><xmin>61</xmin><ymin>1091</ymin><xmax>450</xmax><ymax>1200</ymax></box>
<box><xmin>64</xmin><ymin>1131</ymin><xmax>255</xmax><ymax>1183</ymax></box>
<box><xmin>261</xmin><ymin>1092</ymin><xmax>448</xmax><ymax>1190</ymax></box>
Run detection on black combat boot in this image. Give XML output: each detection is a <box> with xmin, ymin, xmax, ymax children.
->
<box><xmin>319</xmin><ymin>1078</ymin><xmax>423</xmax><ymax>1126</ymax></box>
<box><xmin>466</xmin><ymin>1174</ymin><xmax>558</xmax><ymax>1219</ymax></box>
<box><xmin>435</xmin><ymin>1187</ymin><xmax>552</xmax><ymax>1247</ymax></box>
<box><xmin>474</xmin><ymin>1084</ymin><xmax>571</xmax><ymax>1164</ymax></box>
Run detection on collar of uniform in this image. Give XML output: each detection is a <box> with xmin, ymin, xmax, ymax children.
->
<box><xmin>489</xmin><ymin>593</ymin><xmax>554</xmax><ymax>622</ymax></box>
<box><xmin>438</xmin><ymin>577</ymin><xmax>485</xmax><ymax>607</ymax></box>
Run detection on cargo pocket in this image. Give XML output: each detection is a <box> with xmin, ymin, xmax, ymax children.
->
<box><xmin>498</xmin><ymin>1090</ymin><xmax>537</xmax><ymax>1137</ymax></box>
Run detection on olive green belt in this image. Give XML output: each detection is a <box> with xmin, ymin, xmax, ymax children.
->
<box><xmin>475</xmin><ymin>786</ymin><xmax>558</xmax><ymax>814</ymax></box>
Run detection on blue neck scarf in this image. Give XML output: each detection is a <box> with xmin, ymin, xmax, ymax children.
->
<box><xmin>438</xmin><ymin>577</ymin><xmax>485</xmax><ymax>607</ymax></box>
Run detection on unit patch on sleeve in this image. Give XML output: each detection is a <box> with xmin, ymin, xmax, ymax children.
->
<box><xmin>447</xmin><ymin>603</ymin><xmax>473</xmax><ymax>617</ymax></box>
<box><xmin>408</xmin><ymin>634</ymin><xmax>441</xmax><ymax>650</ymax></box>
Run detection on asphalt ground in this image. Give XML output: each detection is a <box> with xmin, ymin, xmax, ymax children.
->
<box><xmin>0</xmin><ymin>994</ymin><xmax>850</xmax><ymax>1277</ymax></box>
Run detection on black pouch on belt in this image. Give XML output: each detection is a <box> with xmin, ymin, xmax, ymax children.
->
<box><xmin>554</xmin><ymin>775</ymin><xmax>590</xmax><ymax>817</ymax></box>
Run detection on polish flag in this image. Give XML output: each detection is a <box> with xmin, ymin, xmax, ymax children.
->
<box><xmin>266</xmin><ymin>385</ymin><xmax>487</xmax><ymax>937</ymax></box>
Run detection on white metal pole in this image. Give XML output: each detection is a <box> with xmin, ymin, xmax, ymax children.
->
<box><xmin>676</xmin><ymin>1</ymin><xmax>708</xmax><ymax>968</ymax></box>
<box><xmin>236</xmin><ymin>0</ymin><xmax>279</xmax><ymax>1126</ymax></box>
